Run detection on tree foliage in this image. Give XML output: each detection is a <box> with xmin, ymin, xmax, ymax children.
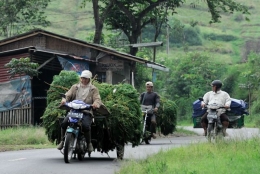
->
<box><xmin>0</xmin><ymin>0</ymin><xmax>50</xmax><ymax>37</ymax></box>
<box><xmin>82</xmin><ymin>0</ymin><xmax>249</xmax><ymax>55</ymax></box>
<box><xmin>154</xmin><ymin>52</ymin><xmax>226</xmax><ymax>119</ymax></box>
<box><xmin>4</xmin><ymin>57</ymin><xmax>39</xmax><ymax>79</ymax></box>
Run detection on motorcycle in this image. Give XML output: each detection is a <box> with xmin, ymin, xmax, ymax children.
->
<box><xmin>199</xmin><ymin>98</ymin><xmax>225</xmax><ymax>142</ymax></box>
<box><xmin>59</xmin><ymin>94</ymin><xmax>125</xmax><ymax>162</ymax></box>
<box><xmin>140</xmin><ymin>105</ymin><xmax>154</xmax><ymax>144</ymax></box>
<box><xmin>60</xmin><ymin>99</ymin><xmax>92</xmax><ymax>163</ymax></box>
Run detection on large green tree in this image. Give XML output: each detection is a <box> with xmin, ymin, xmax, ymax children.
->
<box><xmin>83</xmin><ymin>0</ymin><xmax>249</xmax><ymax>56</ymax></box>
<box><xmin>154</xmin><ymin>52</ymin><xmax>226</xmax><ymax>119</ymax></box>
<box><xmin>0</xmin><ymin>0</ymin><xmax>50</xmax><ymax>37</ymax></box>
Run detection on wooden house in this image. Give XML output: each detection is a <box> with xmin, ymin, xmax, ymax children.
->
<box><xmin>0</xmin><ymin>29</ymin><xmax>168</xmax><ymax>128</ymax></box>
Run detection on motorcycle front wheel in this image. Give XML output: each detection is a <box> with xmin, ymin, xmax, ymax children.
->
<box><xmin>64</xmin><ymin>133</ymin><xmax>75</xmax><ymax>163</ymax></box>
<box><xmin>207</xmin><ymin>123</ymin><xmax>214</xmax><ymax>142</ymax></box>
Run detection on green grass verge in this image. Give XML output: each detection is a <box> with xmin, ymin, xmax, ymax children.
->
<box><xmin>118</xmin><ymin>137</ymin><xmax>260</xmax><ymax>174</ymax></box>
<box><xmin>0</xmin><ymin>126</ymin><xmax>54</xmax><ymax>152</ymax></box>
<box><xmin>172</xmin><ymin>127</ymin><xmax>198</xmax><ymax>136</ymax></box>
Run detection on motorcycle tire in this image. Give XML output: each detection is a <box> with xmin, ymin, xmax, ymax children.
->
<box><xmin>207</xmin><ymin>123</ymin><xmax>214</xmax><ymax>143</ymax></box>
<box><xmin>64</xmin><ymin>133</ymin><xmax>75</xmax><ymax>163</ymax></box>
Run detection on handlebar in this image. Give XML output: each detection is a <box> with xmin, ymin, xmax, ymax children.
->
<box><xmin>203</xmin><ymin>105</ymin><xmax>226</xmax><ymax>109</ymax></box>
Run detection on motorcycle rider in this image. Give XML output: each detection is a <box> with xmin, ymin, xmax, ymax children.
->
<box><xmin>57</xmin><ymin>70</ymin><xmax>102</xmax><ymax>152</ymax></box>
<box><xmin>140</xmin><ymin>81</ymin><xmax>160</xmax><ymax>139</ymax></box>
<box><xmin>201</xmin><ymin>80</ymin><xmax>231</xmax><ymax>137</ymax></box>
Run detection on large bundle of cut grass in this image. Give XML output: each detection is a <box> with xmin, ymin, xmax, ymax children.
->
<box><xmin>156</xmin><ymin>97</ymin><xmax>177</xmax><ymax>136</ymax></box>
<box><xmin>94</xmin><ymin>82</ymin><xmax>143</xmax><ymax>147</ymax></box>
<box><xmin>41</xmin><ymin>71</ymin><xmax>142</xmax><ymax>147</ymax></box>
<box><xmin>41</xmin><ymin>71</ymin><xmax>80</xmax><ymax>143</ymax></box>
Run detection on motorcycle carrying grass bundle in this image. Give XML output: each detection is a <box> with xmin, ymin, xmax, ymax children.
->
<box><xmin>41</xmin><ymin>71</ymin><xmax>143</xmax><ymax>150</ymax></box>
<box><xmin>192</xmin><ymin>98</ymin><xmax>249</xmax><ymax>128</ymax></box>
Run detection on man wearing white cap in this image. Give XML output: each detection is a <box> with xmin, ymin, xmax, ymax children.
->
<box><xmin>140</xmin><ymin>81</ymin><xmax>160</xmax><ymax>140</ymax></box>
<box><xmin>57</xmin><ymin>70</ymin><xmax>102</xmax><ymax>152</ymax></box>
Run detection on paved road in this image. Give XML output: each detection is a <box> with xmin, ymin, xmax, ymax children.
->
<box><xmin>0</xmin><ymin>127</ymin><xmax>259</xmax><ymax>174</ymax></box>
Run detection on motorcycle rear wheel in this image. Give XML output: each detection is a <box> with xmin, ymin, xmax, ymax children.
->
<box><xmin>64</xmin><ymin>133</ymin><xmax>75</xmax><ymax>163</ymax></box>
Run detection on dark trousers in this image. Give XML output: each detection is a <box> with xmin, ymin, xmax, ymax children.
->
<box><xmin>200</xmin><ymin>112</ymin><xmax>229</xmax><ymax>124</ymax></box>
<box><xmin>146</xmin><ymin>114</ymin><xmax>157</xmax><ymax>134</ymax></box>
<box><xmin>60</xmin><ymin>114</ymin><xmax>92</xmax><ymax>143</ymax></box>
<box><xmin>61</xmin><ymin>114</ymin><xmax>92</xmax><ymax>132</ymax></box>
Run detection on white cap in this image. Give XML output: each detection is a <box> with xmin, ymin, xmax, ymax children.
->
<box><xmin>145</xmin><ymin>81</ymin><xmax>153</xmax><ymax>87</ymax></box>
<box><xmin>80</xmin><ymin>70</ymin><xmax>92</xmax><ymax>79</ymax></box>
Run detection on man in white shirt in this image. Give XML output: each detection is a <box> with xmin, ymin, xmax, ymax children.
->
<box><xmin>201</xmin><ymin>80</ymin><xmax>231</xmax><ymax>136</ymax></box>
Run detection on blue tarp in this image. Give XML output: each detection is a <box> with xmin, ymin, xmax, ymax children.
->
<box><xmin>192</xmin><ymin>98</ymin><xmax>248</xmax><ymax>118</ymax></box>
<box><xmin>229</xmin><ymin>98</ymin><xmax>249</xmax><ymax>116</ymax></box>
<box><xmin>57</xmin><ymin>56</ymin><xmax>89</xmax><ymax>75</ymax></box>
<box><xmin>0</xmin><ymin>76</ymin><xmax>31</xmax><ymax>112</ymax></box>
<box><xmin>192</xmin><ymin>100</ymin><xmax>207</xmax><ymax>118</ymax></box>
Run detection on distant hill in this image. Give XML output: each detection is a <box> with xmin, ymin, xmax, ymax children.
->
<box><xmin>2</xmin><ymin>0</ymin><xmax>260</xmax><ymax>63</ymax></box>
<box><xmin>44</xmin><ymin>0</ymin><xmax>94</xmax><ymax>39</ymax></box>
<box><xmin>170</xmin><ymin>0</ymin><xmax>260</xmax><ymax>63</ymax></box>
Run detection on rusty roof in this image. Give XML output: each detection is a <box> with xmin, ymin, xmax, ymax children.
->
<box><xmin>0</xmin><ymin>29</ymin><xmax>167</xmax><ymax>68</ymax></box>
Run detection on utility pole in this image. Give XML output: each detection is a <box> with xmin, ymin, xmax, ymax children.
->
<box><xmin>166</xmin><ymin>26</ymin><xmax>169</xmax><ymax>55</ymax></box>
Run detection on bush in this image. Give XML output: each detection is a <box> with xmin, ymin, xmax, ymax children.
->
<box><xmin>203</xmin><ymin>33</ymin><xmax>238</xmax><ymax>42</ymax></box>
<box><xmin>170</xmin><ymin>26</ymin><xmax>202</xmax><ymax>46</ymax></box>
<box><xmin>234</xmin><ymin>13</ymin><xmax>244</xmax><ymax>22</ymax></box>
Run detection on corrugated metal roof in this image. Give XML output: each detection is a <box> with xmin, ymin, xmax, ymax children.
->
<box><xmin>0</xmin><ymin>29</ymin><xmax>167</xmax><ymax>69</ymax></box>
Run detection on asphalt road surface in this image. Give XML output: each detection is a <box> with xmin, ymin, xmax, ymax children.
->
<box><xmin>0</xmin><ymin>127</ymin><xmax>259</xmax><ymax>174</ymax></box>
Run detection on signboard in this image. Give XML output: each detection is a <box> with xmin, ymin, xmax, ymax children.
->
<box><xmin>0</xmin><ymin>76</ymin><xmax>31</xmax><ymax>112</ymax></box>
<box><xmin>97</xmin><ymin>58</ymin><xmax>124</xmax><ymax>72</ymax></box>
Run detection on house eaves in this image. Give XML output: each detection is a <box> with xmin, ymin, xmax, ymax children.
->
<box><xmin>0</xmin><ymin>29</ymin><xmax>168</xmax><ymax>70</ymax></box>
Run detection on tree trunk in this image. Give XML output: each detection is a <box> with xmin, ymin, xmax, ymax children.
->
<box><xmin>128</xmin><ymin>31</ymin><xmax>140</xmax><ymax>56</ymax></box>
<box><xmin>92</xmin><ymin>0</ymin><xmax>103</xmax><ymax>44</ymax></box>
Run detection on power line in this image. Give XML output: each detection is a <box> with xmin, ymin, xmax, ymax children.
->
<box><xmin>45</xmin><ymin>11</ymin><xmax>91</xmax><ymax>16</ymax></box>
<box><xmin>8</xmin><ymin>17</ymin><xmax>93</xmax><ymax>26</ymax></box>
<box><xmin>51</xmin><ymin>17</ymin><xmax>93</xmax><ymax>23</ymax></box>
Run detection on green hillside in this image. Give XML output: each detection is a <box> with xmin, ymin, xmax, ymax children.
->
<box><xmin>170</xmin><ymin>0</ymin><xmax>260</xmax><ymax>63</ymax></box>
<box><xmin>1</xmin><ymin>0</ymin><xmax>259</xmax><ymax>65</ymax></box>
<box><xmin>44</xmin><ymin>0</ymin><xmax>94</xmax><ymax>39</ymax></box>
<box><xmin>40</xmin><ymin>0</ymin><xmax>260</xmax><ymax>65</ymax></box>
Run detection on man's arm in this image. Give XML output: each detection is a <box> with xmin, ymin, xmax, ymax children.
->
<box><xmin>92</xmin><ymin>87</ymin><xmax>102</xmax><ymax>109</ymax></box>
<box><xmin>224</xmin><ymin>93</ymin><xmax>231</xmax><ymax>108</ymax></box>
<box><xmin>155</xmin><ymin>93</ymin><xmax>160</xmax><ymax>108</ymax></box>
<box><xmin>154</xmin><ymin>93</ymin><xmax>160</xmax><ymax>112</ymax></box>
<box><xmin>61</xmin><ymin>85</ymin><xmax>75</xmax><ymax>104</ymax></box>
<box><xmin>201</xmin><ymin>92</ymin><xmax>209</xmax><ymax>107</ymax></box>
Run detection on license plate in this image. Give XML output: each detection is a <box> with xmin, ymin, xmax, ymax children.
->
<box><xmin>68</xmin><ymin>112</ymin><xmax>83</xmax><ymax>118</ymax></box>
<box><xmin>207</xmin><ymin>114</ymin><xmax>217</xmax><ymax>119</ymax></box>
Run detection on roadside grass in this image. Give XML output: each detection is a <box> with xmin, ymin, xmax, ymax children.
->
<box><xmin>0</xmin><ymin>126</ymin><xmax>54</xmax><ymax>152</ymax></box>
<box><xmin>173</xmin><ymin>127</ymin><xmax>198</xmax><ymax>136</ymax></box>
<box><xmin>118</xmin><ymin>136</ymin><xmax>260</xmax><ymax>174</ymax></box>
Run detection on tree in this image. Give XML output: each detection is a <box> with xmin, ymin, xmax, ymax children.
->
<box><xmin>0</xmin><ymin>0</ymin><xmax>50</xmax><ymax>37</ymax></box>
<box><xmin>5</xmin><ymin>57</ymin><xmax>39</xmax><ymax>79</ymax></box>
<box><xmin>102</xmin><ymin>0</ymin><xmax>249</xmax><ymax>56</ymax></box>
<box><xmin>239</xmin><ymin>53</ymin><xmax>260</xmax><ymax>114</ymax></box>
<box><xmin>154</xmin><ymin>52</ymin><xmax>226</xmax><ymax>119</ymax></box>
<box><xmin>4</xmin><ymin>57</ymin><xmax>40</xmax><ymax>107</ymax></box>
